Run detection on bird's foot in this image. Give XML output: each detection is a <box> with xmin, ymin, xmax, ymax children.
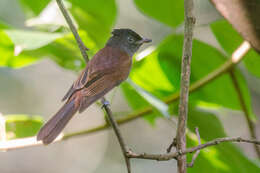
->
<box><xmin>101</xmin><ymin>99</ymin><xmax>110</xmax><ymax>108</ymax></box>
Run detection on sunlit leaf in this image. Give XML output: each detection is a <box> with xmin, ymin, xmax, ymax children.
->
<box><xmin>242</xmin><ymin>50</ymin><xmax>260</xmax><ymax>78</ymax></box>
<box><xmin>121</xmin><ymin>82</ymin><xmax>158</xmax><ymax>125</ymax></box>
<box><xmin>68</xmin><ymin>0</ymin><xmax>117</xmax><ymax>46</ymax></box>
<box><xmin>127</xmin><ymin>79</ymin><xmax>170</xmax><ymax>118</ymax></box>
<box><xmin>23</xmin><ymin>30</ymin><xmax>98</xmax><ymax>71</ymax></box>
<box><xmin>0</xmin><ymin>0</ymin><xmax>116</xmax><ymax>70</ymax></box>
<box><xmin>134</xmin><ymin>0</ymin><xmax>184</xmax><ymax>27</ymax></box>
<box><xmin>5</xmin><ymin>114</ymin><xmax>43</xmax><ymax>139</ymax></box>
<box><xmin>130</xmin><ymin>34</ymin><xmax>255</xmax><ymax>119</ymax></box>
<box><xmin>19</xmin><ymin>0</ymin><xmax>51</xmax><ymax>17</ymax></box>
<box><xmin>211</xmin><ymin>20</ymin><xmax>260</xmax><ymax>78</ymax></box>
<box><xmin>0</xmin><ymin>31</ymin><xmax>39</xmax><ymax>68</ymax></box>
<box><xmin>0</xmin><ymin>29</ymin><xmax>98</xmax><ymax>71</ymax></box>
<box><xmin>5</xmin><ymin>29</ymin><xmax>65</xmax><ymax>50</ymax></box>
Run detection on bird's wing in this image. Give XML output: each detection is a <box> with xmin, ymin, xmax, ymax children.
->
<box><xmin>62</xmin><ymin>46</ymin><xmax>131</xmax><ymax>102</ymax></box>
<box><xmin>77</xmin><ymin>75</ymin><xmax>119</xmax><ymax>113</ymax></box>
<box><xmin>62</xmin><ymin>67</ymin><xmax>89</xmax><ymax>101</ymax></box>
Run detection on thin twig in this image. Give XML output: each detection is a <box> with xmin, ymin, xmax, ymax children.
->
<box><xmin>101</xmin><ymin>98</ymin><xmax>131</xmax><ymax>173</ymax></box>
<box><xmin>187</xmin><ymin>127</ymin><xmax>201</xmax><ymax>167</ymax></box>
<box><xmin>2</xmin><ymin>134</ymin><xmax>260</xmax><ymax>163</ymax></box>
<box><xmin>56</xmin><ymin>0</ymin><xmax>89</xmax><ymax>63</ymax></box>
<box><xmin>127</xmin><ymin>137</ymin><xmax>260</xmax><ymax>161</ymax></box>
<box><xmin>229</xmin><ymin>70</ymin><xmax>260</xmax><ymax>158</ymax></box>
<box><xmin>175</xmin><ymin>0</ymin><xmax>195</xmax><ymax>172</ymax></box>
<box><xmin>167</xmin><ymin>138</ymin><xmax>177</xmax><ymax>153</ymax></box>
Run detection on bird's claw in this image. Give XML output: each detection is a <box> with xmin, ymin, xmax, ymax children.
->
<box><xmin>101</xmin><ymin>100</ymin><xmax>110</xmax><ymax>108</ymax></box>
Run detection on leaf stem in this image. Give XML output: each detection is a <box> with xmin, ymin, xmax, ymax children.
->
<box><xmin>229</xmin><ymin>70</ymin><xmax>260</xmax><ymax>158</ymax></box>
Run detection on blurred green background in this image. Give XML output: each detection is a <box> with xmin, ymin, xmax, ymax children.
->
<box><xmin>1</xmin><ymin>0</ymin><xmax>260</xmax><ymax>172</ymax></box>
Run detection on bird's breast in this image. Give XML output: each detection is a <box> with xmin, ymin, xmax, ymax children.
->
<box><xmin>109</xmin><ymin>60</ymin><xmax>131</xmax><ymax>84</ymax></box>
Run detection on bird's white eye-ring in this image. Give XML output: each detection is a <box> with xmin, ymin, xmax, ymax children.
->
<box><xmin>127</xmin><ymin>36</ymin><xmax>134</xmax><ymax>43</ymax></box>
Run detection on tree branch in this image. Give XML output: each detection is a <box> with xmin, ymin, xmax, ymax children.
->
<box><xmin>229</xmin><ymin>70</ymin><xmax>260</xmax><ymax>158</ymax></box>
<box><xmin>187</xmin><ymin>127</ymin><xmax>201</xmax><ymax>167</ymax></box>
<box><xmin>175</xmin><ymin>0</ymin><xmax>195</xmax><ymax>172</ymax></box>
<box><xmin>101</xmin><ymin>98</ymin><xmax>131</xmax><ymax>173</ymax></box>
<box><xmin>166</xmin><ymin>138</ymin><xmax>177</xmax><ymax>153</ymax></box>
<box><xmin>56</xmin><ymin>0</ymin><xmax>89</xmax><ymax>63</ymax></box>
<box><xmin>126</xmin><ymin>137</ymin><xmax>260</xmax><ymax>161</ymax></box>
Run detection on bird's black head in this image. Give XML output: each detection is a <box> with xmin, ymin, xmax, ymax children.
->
<box><xmin>106</xmin><ymin>28</ymin><xmax>152</xmax><ymax>56</ymax></box>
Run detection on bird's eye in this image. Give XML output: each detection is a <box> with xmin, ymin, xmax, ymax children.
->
<box><xmin>127</xmin><ymin>36</ymin><xmax>134</xmax><ymax>43</ymax></box>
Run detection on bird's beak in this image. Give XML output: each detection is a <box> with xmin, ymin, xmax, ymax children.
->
<box><xmin>136</xmin><ymin>38</ymin><xmax>152</xmax><ymax>44</ymax></box>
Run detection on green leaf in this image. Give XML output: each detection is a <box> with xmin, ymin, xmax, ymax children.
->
<box><xmin>0</xmin><ymin>1</ymin><xmax>116</xmax><ymax>70</ymax></box>
<box><xmin>121</xmin><ymin>82</ymin><xmax>158</xmax><ymax>125</ymax></box>
<box><xmin>0</xmin><ymin>21</ymin><xmax>9</xmax><ymax>29</ymax></box>
<box><xmin>5</xmin><ymin>114</ymin><xmax>43</xmax><ymax>139</ymax></box>
<box><xmin>186</xmin><ymin>105</ymin><xmax>260</xmax><ymax>172</ymax></box>
<box><xmin>1</xmin><ymin>29</ymin><xmax>98</xmax><ymax>71</ymax></box>
<box><xmin>231</xmin><ymin>69</ymin><xmax>256</xmax><ymax>120</ymax></box>
<box><xmin>134</xmin><ymin>0</ymin><xmax>184</xmax><ymax>27</ymax></box>
<box><xmin>23</xmin><ymin>30</ymin><xmax>98</xmax><ymax>71</ymax></box>
<box><xmin>5</xmin><ymin>29</ymin><xmax>65</xmax><ymax>50</ymax></box>
<box><xmin>127</xmin><ymin>79</ymin><xmax>170</xmax><ymax>118</ymax></box>
<box><xmin>211</xmin><ymin>20</ymin><xmax>243</xmax><ymax>55</ymax></box>
<box><xmin>19</xmin><ymin>0</ymin><xmax>51</xmax><ymax>17</ymax></box>
<box><xmin>0</xmin><ymin>31</ymin><xmax>39</xmax><ymax>68</ymax></box>
<box><xmin>130</xmin><ymin>49</ymin><xmax>176</xmax><ymax>99</ymax></box>
<box><xmin>130</xmin><ymin>35</ymin><xmax>255</xmax><ymax>118</ymax></box>
<box><xmin>243</xmin><ymin>50</ymin><xmax>260</xmax><ymax>77</ymax></box>
<box><xmin>210</xmin><ymin>20</ymin><xmax>260</xmax><ymax>78</ymax></box>
<box><xmin>68</xmin><ymin>0</ymin><xmax>117</xmax><ymax>46</ymax></box>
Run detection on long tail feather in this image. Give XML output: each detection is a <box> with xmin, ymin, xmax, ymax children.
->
<box><xmin>37</xmin><ymin>85</ymin><xmax>114</xmax><ymax>145</ymax></box>
<box><xmin>37</xmin><ymin>100</ymin><xmax>78</xmax><ymax>144</ymax></box>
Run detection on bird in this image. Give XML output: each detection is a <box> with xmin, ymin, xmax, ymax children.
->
<box><xmin>37</xmin><ymin>28</ymin><xmax>152</xmax><ymax>144</ymax></box>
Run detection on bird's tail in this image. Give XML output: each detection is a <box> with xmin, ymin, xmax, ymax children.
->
<box><xmin>37</xmin><ymin>100</ymin><xmax>78</xmax><ymax>145</ymax></box>
<box><xmin>37</xmin><ymin>86</ymin><xmax>113</xmax><ymax>145</ymax></box>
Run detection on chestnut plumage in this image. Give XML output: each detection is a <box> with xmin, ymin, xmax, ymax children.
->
<box><xmin>37</xmin><ymin>29</ymin><xmax>151</xmax><ymax>144</ymax></box>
